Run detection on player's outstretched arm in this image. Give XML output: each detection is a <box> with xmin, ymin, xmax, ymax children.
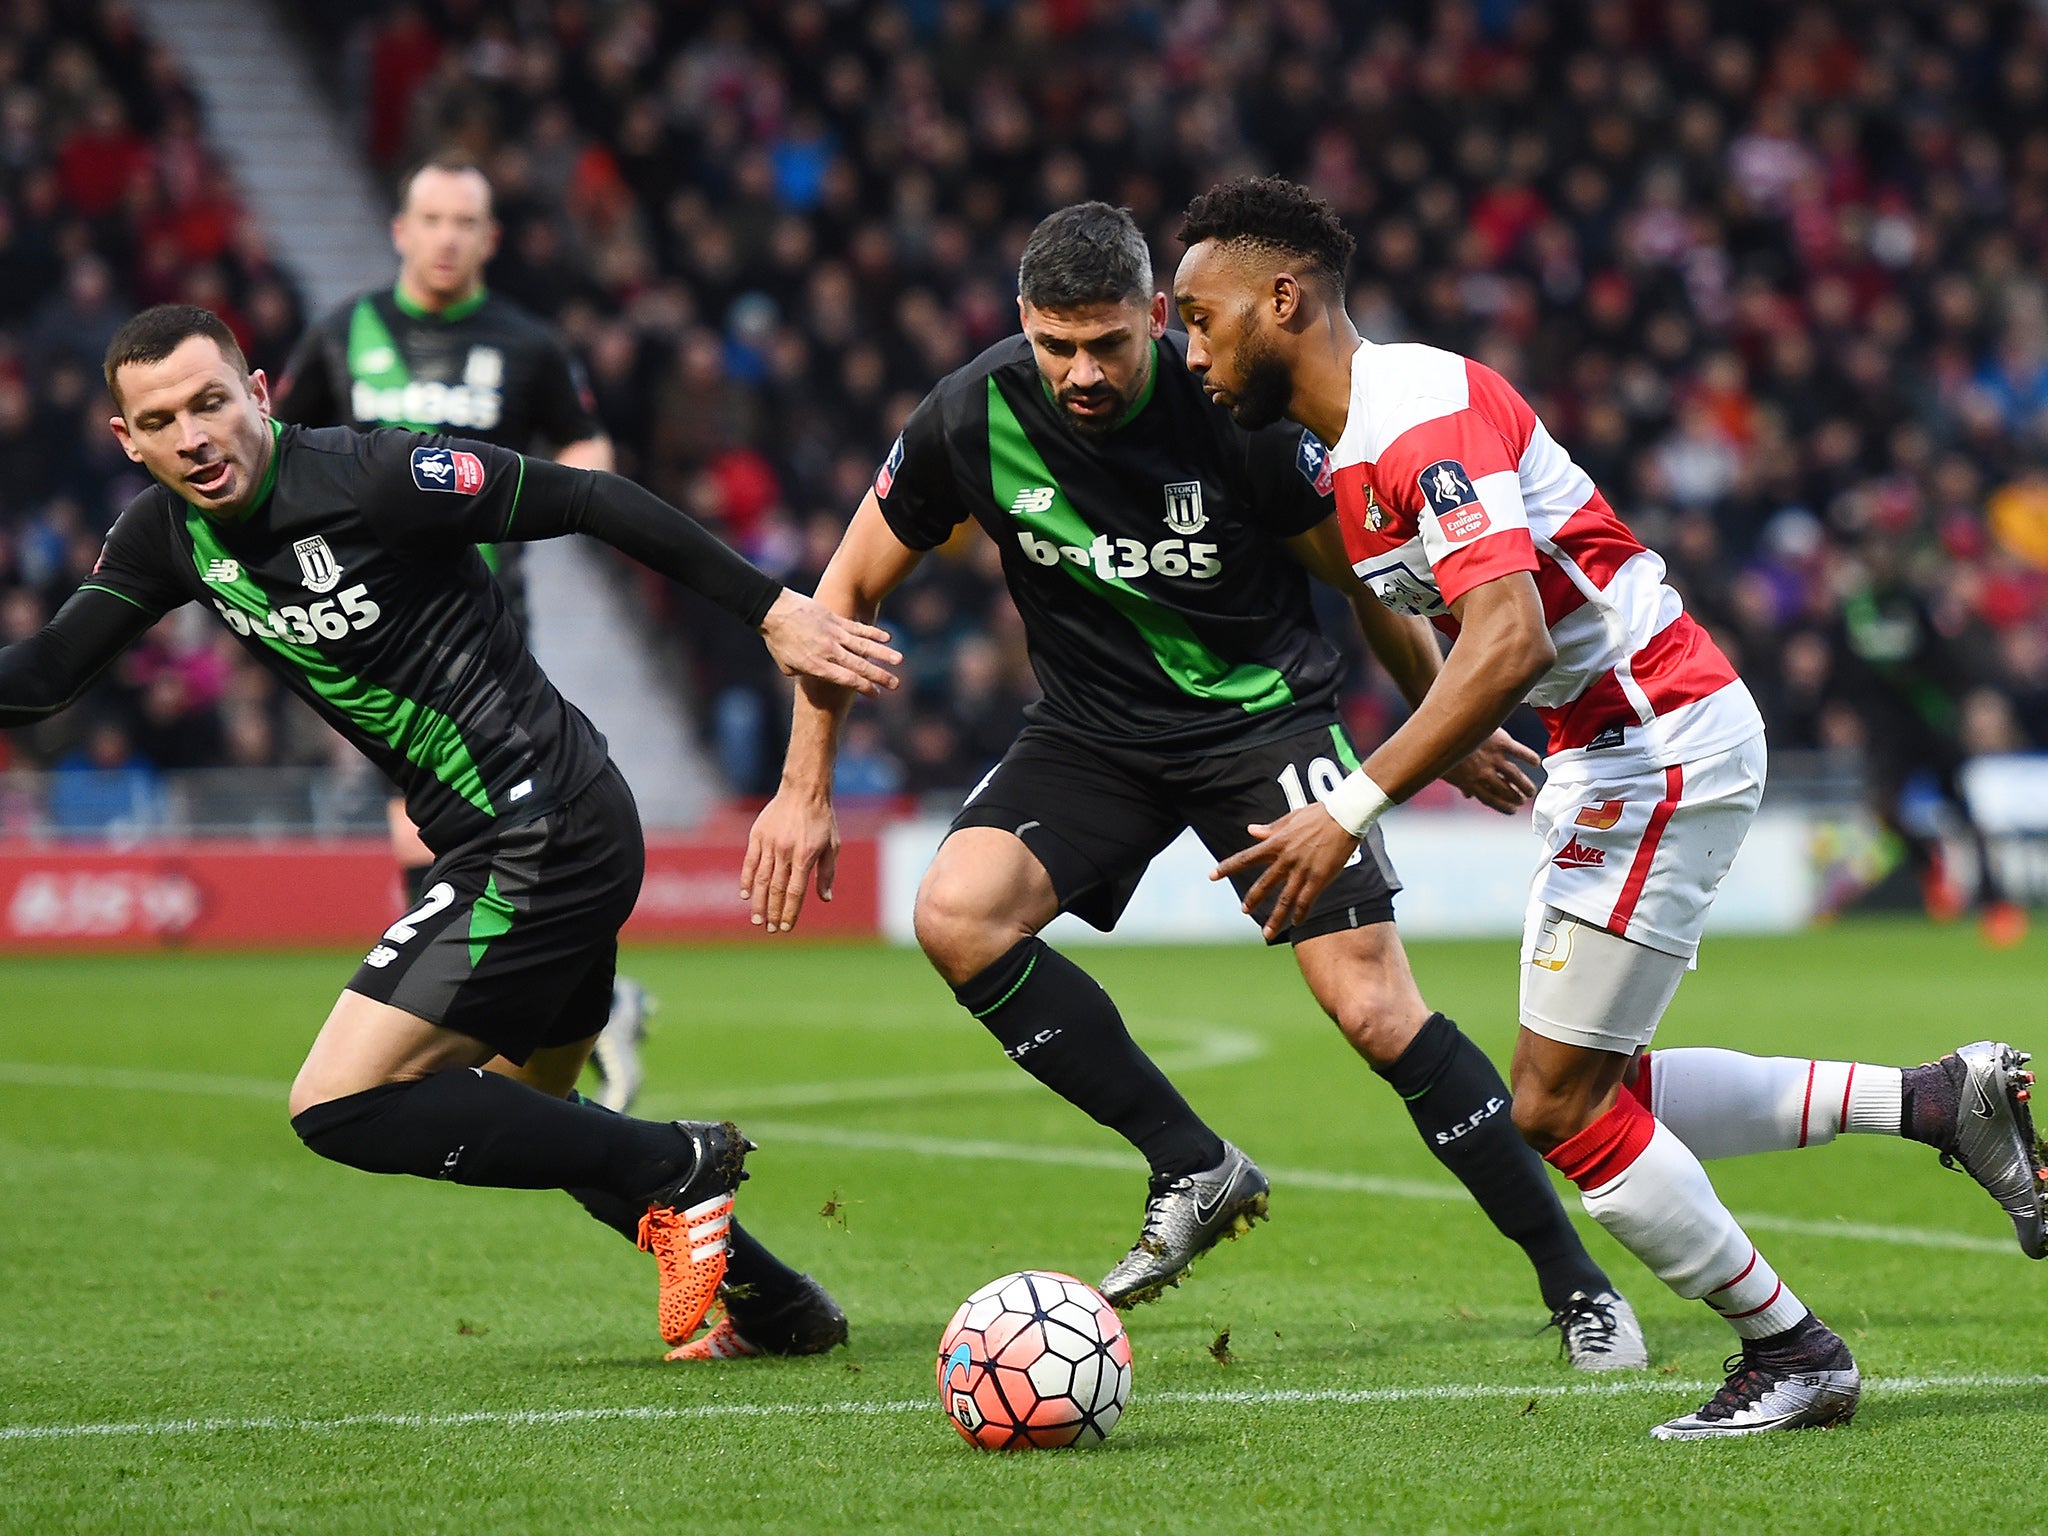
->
<box><xmin>0</xmin><ymin>586</ymin><xmax>162</xmax><ymax>727</ymax></box>
<box><xmin>502</xmin><ymin>458</ymin><xmax>903</xmax><ymax>697</ymax></box>
<box><xmin>745</xmin><ymin>493</ymin><xmax>924</xmax><ymax>934</ymax></box>
<box><xmin>1213</xmin><ymin>572</ymin><xmax>1553</xmax><ymax>938</ymax></box>
<box><xmin>1286</xmin><ymin>519</ymin><xmax>1537</xmax><ymax>813</ymax></box>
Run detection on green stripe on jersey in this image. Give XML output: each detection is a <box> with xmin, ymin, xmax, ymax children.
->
<box><xmin>467</xmin><ymin>874</ymin><xmax>515</xmax><ymax>968</ymax></box>
<box><xmin>1329</xmin><ymin>724</ymin><xmax>1361</xmax><ymax>772</ymax></box>
<box><xmin>985</xmin><ymin>378</ymin><xmax>1293</xmax><ymax>714</ymax></box>
<box><xmin>185</xmin><ymin>510</ymin><xmax>495</xmax><ymax>815</ymax></box>
<box><xmin>347</xmin><ymin>297</ymin><xmax>438</xmax><ymax>432</ymax></box>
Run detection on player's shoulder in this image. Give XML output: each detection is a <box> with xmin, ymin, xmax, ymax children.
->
<box><xmin>943</xmin><ymin>333</ymin><xmax>1035</xmax><ymax>398</ymax></box>
<box><xmin>907</xmin><ymin>333</ymin><xmax>1033</xmax><ymax>438</ymax></box>
<box><xmin>475</xmin><ymin>292</ymin><xmax>566</xmax><ymax>348</ymax></box>
<box><xmin>1359</xmin><ymin>342</ymin><xmax>1489</xmax><ymax>460</ymax></box>
<box><xmin>282</xmin><ymin>421</ymin><xmax>366</xmax><ymax>457</ymax></box>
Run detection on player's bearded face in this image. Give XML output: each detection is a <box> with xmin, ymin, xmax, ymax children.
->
<box><xmin>1210</xmin><ymin>310</ymin><xmax>1294</xmax><ymax>431</ymax></box>
<box><xmin>1022</xmin><ymin>299</ymin><xmax>1160</xmax><ymax>434</ymax></box>
<box><xmin>109</xmin><ymin>337</ymin><xmax>275</xmax><ymax>515</ymax></box>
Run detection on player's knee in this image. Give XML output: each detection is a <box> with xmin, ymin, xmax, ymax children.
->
<box><xmin>289</xmin><ymin>1080</ymin><xmax>407</xmax><ymax>1169</ymax></box>
<box><xmin>914</xmin><ymin>869</ymin><xmax>1024</xmax><ymax>985</ymax></box>
<box><xmin>1509</xmin><ymin>1074</ymin><xmax>1604</xmax><ymax>1154</ymax></box>
<box><xmin>1329</xmin><ymin>987</ymin><xmax>1428</xmax><ymax>1068</ymax></box>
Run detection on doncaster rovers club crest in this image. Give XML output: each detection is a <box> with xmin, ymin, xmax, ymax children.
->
<box><xmin>293</xmin><ymin>535</ymin><xmax>343</xmax><ymax>594</ymax></box>
<box><xmin>1162</xmin><ymin>480</ymin><xmax>1207</xmax><ymax>534</ymax></box>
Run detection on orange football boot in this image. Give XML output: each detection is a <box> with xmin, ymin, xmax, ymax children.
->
<box><xmin>637</xmin><ymin>1120</ymin><xmax>751</xmax><ymax>1346</ymax></box>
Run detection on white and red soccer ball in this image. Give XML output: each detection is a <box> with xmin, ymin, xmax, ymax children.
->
<box><xmin>936</xmin><ymin>1270</ymin><xmax>1133</xmax><ymax>1449</ymax></box>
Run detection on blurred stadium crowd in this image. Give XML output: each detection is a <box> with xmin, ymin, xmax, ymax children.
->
<box><xmin>0</xmin><ymin>0</ymin><xmax>338</xmax><ymax>828</ymax></box>
<box><xmin>3</xmin><ymin>2</ymin><xmax>2048</xmax><ymax>867</ymax></box>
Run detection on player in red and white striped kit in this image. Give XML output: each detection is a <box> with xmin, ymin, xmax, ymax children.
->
<box><xmin>1173</xmin><ymin>177</ymin><xmax>2046</xmax><ymax>1440</ymax></box>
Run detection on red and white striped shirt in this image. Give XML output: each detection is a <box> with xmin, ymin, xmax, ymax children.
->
<box><xmin>1330</xmin><ymin>340</ymin><xmax>1762</xmax><ymax>778</ymax></box>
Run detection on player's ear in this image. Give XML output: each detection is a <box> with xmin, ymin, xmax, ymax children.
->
<box><xmin>1271</xmin><ymin>272</ymin><xmax>1303</xmax><ymax>326</ymax></box>
<box><xmin>247</xmin><ymin>369</ymin><xmax>272</xmax><ymax>415</ymax></box>
<box><xmin>1147</xmin><ymin>290</ymin><xmax>1168</xmax><ymax>338</ymax></box>
<box><xmin>107</xmin><ymin>412</ymin><xmax>142</xmax><ymax>464</ymax></box>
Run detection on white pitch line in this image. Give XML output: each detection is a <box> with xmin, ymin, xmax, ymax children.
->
<box><xmin>5</xmin><ymin>1372</ymin><xmax>2046</xmax><ymax>1445</ymax></box>
<box><xmin>0</xmin><ymin>1061</ymin><xmax>2024</xmax><ymax>1256</ymax></box>
<box><xmin>743</xmin><ymin>1120</ymin><xmax>2025</xmax><ymax>1255</ymax></box>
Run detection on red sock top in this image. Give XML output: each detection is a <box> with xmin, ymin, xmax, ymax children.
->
<box><xmin>1544</xmin><ymin>1089</ymin><xmax>1657</xmax><ymax>1189</ymax></box>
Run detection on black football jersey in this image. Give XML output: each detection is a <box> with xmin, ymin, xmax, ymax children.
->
<box><xmin>273</xmin><ymin>286</ymin><xmax>603</xmax><ymax>634</ymax></box>
<box><xmin>84</xmin><ymin>422</ymin><xmax>609</xmax><ymax>853</ymax></box>
<box><xmin>273</xmin><ymin>286</ymin><xmax>601</xmax><ymax>449</ymax></box>
<box><xmin>875</xmin><ymin>331</ymin><xmax>1342</xmax><ymax>750</ymax></box>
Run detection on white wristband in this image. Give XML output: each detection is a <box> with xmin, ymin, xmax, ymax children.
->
<box><xmin>1323</xmin><ymin>769</ymin><xmax>1391</xmax><ymax>838</ymax></box>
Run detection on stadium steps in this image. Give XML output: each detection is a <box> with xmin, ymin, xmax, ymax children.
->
<box><xmin>524</xmin><ymin>538</ymin><xmax>716</xmax><ymax>830</ymax></box>
<box><xmin>132</xmin><ymin>0</ymin><xmax>393</xmax><ymax>315</ymax></box>
<box><xmin>132</xmin><ymin>0</ymin><xmax>730</xmax><ymax>827</ymax></box>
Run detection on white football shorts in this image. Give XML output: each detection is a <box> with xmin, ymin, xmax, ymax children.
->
<box><xmin>1516</xmin><ymin>732</ymin><xmax>1766</xmax><ymax>1051</ymax></box>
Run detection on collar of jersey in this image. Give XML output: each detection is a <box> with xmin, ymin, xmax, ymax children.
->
<box><xmin>1039</xmin><ymin>338</ymin><xmax>1160</xmax><ymax>433</ymax></box>
<box><xmin>392</xmin><ymin>282</ymin><xmax>489</xmax><ymax>323</ymax></box>
<box><xmin>184</xmin><ymin>418</ymin><xmax>282</xmax><ymax>523</ymax></box>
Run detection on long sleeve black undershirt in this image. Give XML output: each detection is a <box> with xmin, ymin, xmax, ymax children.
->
<box><xmin>498</xmin><ymin>457</ymin><xmax>784</xmax><ymax>629</ymax></box>
<box><xmin>0</xmin><ymin>587</ymin><xmax>159</xmax><ymax>728</ymax></box>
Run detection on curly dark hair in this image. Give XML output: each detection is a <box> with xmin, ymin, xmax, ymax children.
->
<box><xmin>1177</xmin><ymin>176</ymin><xmax>1356</xmax><ymax>291</ymax></box>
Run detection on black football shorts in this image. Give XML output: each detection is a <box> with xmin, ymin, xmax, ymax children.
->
<box><xmin>347</xmin><ymin>762</ymin><xmax>644</xmax><ymax>1061</ymax></box>
<box><xmin>949</xmin><ymin>717</ymin><xmax>1400</xmax><ymax>945</ymax></box>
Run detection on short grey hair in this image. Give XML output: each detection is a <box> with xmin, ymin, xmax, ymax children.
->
<box><xmin>1018</xmin><ymin>202</ymin><xmax>1153</xmax><ymax>310</ymax></box>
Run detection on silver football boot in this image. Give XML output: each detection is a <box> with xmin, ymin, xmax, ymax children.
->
<box><xmin>591</xmin><ymin>977</ymin><xmax>654</xmax><ymax>1114</ymax></box>
<box><xmin>1931</xmin><ymin>1042</ymin><xmax>2047</xmax><ymax>1258</ymax></box>
<box><xmin>1651</xmin><ymin>1319</ymin><xmax>1860</xmax><ymax>1441</ymax></box>
<box><xmin>1099</xmin><ymin>1141</ymin><xmax>1270</xmax><ymax>1308</ymax></box>
<box><xmin>1549</xmin><ymin>1289</ymin><xmax>1649</xmax><ymax>1371</ymax></box>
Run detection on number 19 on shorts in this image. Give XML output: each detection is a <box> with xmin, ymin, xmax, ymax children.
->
<box><xmin>1276</xmin><ymin>756</ymin><xmax>1363</xmax><ymax>867</ymax></box>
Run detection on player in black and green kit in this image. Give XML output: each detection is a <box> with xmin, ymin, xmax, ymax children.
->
<box><xmin>274</xmin><ymin>155</ymin><xmax>655</xmax><ymax>1114</ymax></box>
<box><xmin>748</xmin><ymin>205</ymin><xmax>1644</xmax><ymax>1367</ymax></box>
<box><xmin>0</xmin><ymin>305</ymin><xmax>892</xmax><ymax>1360</ymax></box>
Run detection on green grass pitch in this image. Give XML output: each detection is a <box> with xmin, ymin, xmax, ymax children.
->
<box><xmin>2</xmin><ymin>920</ymin><xmax>2045</xmax><ymax>1534</ymax></box>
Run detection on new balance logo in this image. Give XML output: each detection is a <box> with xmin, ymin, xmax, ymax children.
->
<box><xmin>363</xmin><ymin>944</ymin><xmax>399</xmax><ymax>968</ymax></box>
<box><xmin>204</xmin><ymin>559</ymin><xmax>241</xmax><ymax>583</ymax></box>
<box><xmin>1009</xmin><ymin>486</ymin><xmax>1057</xmax><ymax>516</ymax></box>
<box><xmin>1552</xmin><ymin>836</ymin><xmax>1607</xmax><ymax>869</ymax></box>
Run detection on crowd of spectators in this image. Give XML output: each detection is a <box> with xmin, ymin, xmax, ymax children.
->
<box><xmin>316</xmin><ymin>0</ymin><xmax>2048</xmax><ymax>827</ymax></box>
<box><xmin>10</xmin><ymin>0</ymin><xmax>2048</xmax><ymax>867</ymax></box>
<box><xmin>0</xmin><ymin>0</ymin><xmax>337</xmax><ymax>831</ymax></box>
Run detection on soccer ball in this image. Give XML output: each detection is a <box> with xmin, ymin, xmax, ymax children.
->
<box><xmin>936</xmin><ymin>1270</ymin><xmax>1133</xmax><ymax>1449</ymax></box>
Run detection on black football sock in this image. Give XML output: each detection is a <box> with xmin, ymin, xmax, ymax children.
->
<box><xmin>401</xmin><ymin>863</ymin><xmax>432</xmax><ymax>904</ymax></box>
<box><xmin>1377</xmin><ymin>1013</ymin><xmax>1611</xmax><ymax>1311</ymax></box>
<box><xmin>291</xmin><ymin>1069</ymin><xmax>692</xmax><ymax>1200</ymax></box>
<box><xmin>565</xmin><ymin>1180</ymin><xmax>795</xmax><ymax>1304</ymax></box>
<box><xmin>953</xmin><ymin>938</ymin><xmax>1225</xmax><ymax>1180</ymax></box>
<box><xmin>722</xmin><ymin>1222</ymin><xmax>808</xmax><ymax>1309</ymax></box>
<box><xmin>558</xmin><ymin>1091</ymin><xmax>804</xmax><ymax>1302</ymax></box>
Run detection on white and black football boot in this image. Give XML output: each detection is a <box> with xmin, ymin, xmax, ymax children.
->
<box><xmin>1650</xmin><ymin>1316</ymin><xmax>1860</xmax><ymax>1441</ymax></box>
<box><xmin>1099</xmin><ymin>1141</ymin><xmax>1269</xmax><ymax>1308</ymax></box>
<box><xmin>1548</xmin><ymin>1289</ymin><xmax>1649</xmax><ymax>1371</ymax></box>
<box><xmin>591</xmin><ymin>977</ymin><xmax>654</xmax><ymax>1114</ymax></box>
<box><xmin>1925</xmin><ymin>1041</ymin><xmax>2047</xmax><ymax>1259</ymax></box>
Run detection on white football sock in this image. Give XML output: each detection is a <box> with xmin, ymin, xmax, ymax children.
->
<box><xmin>1642</xmin><ymin>1048</ymin><xmax>1903</xmax><ymax>1159</ymax></box>
<box><xmin>1551</xmin><ymin>1095</ymin><xmax>1810</xmax><ymax>1341</ymax></box>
